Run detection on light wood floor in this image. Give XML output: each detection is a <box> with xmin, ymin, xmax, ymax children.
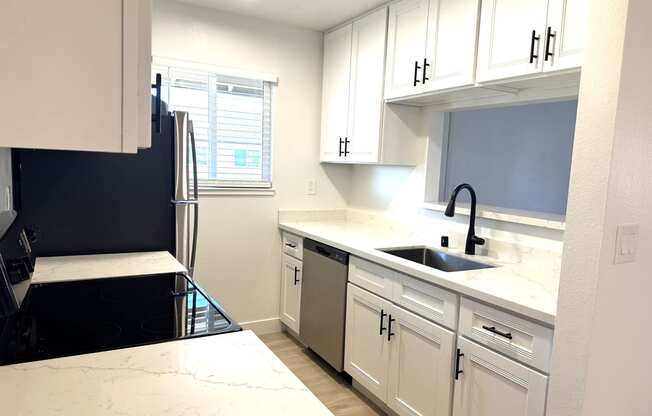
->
<box><xmin>260</xmin><ymin>331</ymin><xmax>385</xmax><ymax>416</ymax></box>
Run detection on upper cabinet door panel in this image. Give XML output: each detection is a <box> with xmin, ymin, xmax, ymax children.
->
<box><xmin>321</xmin><ymin>24</ymin><xmax>353</xmax><ymax>162</ymax></box>
<box><xmin>385</xmin><ymin>0</ymin><xmax>430</xmax><ymax>100</ymax></box>
<box><xmin>347</xmin><ymin>7</ymin><xmax>388</xmax><ymax>163</ymax></box>
<box><xmin>476</xmin><ymin>0</ymin><xmax>549</xmax><ymax>83</ymax></box>
<box><xmin>544</xmin><ymin>0</ymin><xmax>590</xmax><ymax>71</ymax></box>
<box><xmin>0</xmin><ymin>0</ymin><xmax>125</xmax><ymax>152</ymax></box>
<box><xmin>424</xmin><ymin>0</ymin><xmax>481</xmax><ymax>92</ymax></box>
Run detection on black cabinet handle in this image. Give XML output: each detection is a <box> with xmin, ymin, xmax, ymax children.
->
<box><xmin>387</xmin><ymin>314</ymin><xmax>396</xmax><ymax>341</ymax></box>
<box><xmin>293</xmin><ymin>267</ymin><xmax>300</xmax><ymax>285</ymax></box>
<box><xmin>379</xmin><ymin>309</ymin><xmax>387</xmax><ymax>335</ymax></box>
<box><xmin>544</xmin><ymin>26</ymin><xmax>556</xmax><ymax>61</ymax></box>
<box><xmin>455</xmin><ymin>348</ymin><xmax>464</xmax><ymax>380</ymax></box>
<box><xmin>413</xmin><ymin>60</ymin><xmax>422</xmax><ymax>86</ymax></box>
<box><xmin>344</xmin><ymin>137</ymin><xmax>350</xmax><ymax>156</ymax></box>
<box><xmin>422</xmin><ymin>58</ymin><xmax>430</xmax><ymax>84</ymax></box>
<box><xmin>482</xmin><ymin>325</ymin><xmax>513</xmax><ymax>340</ymax></box>
<box><xmin>338</xmin><ymin>138</ymin><xmax>343</xmax><ymax>157</ymax></box>
<box><xmin>529</xmin><ymin>30</ymin><xmax>540</xmax><ymax>64</ymax></box>
<box><xmin>151</xmin><ymin>73</ymin><xmax>162</xmax><ymax>134</ymax></box>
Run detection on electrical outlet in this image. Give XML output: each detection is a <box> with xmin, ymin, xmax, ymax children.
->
<box><xmin>307</xmin><ymin>180</ymin><xmax>316</xmax><ymax>195</ymax></box>
<box><xmin>614</xmin><ymin>224</ymin><xmax>639</xmax><ymax>264</ymax></box>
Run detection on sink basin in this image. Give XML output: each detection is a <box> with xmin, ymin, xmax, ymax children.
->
<box><xmin>379</xmin><ymin>246</ymin><xmax>495</xmax><ymax>273</ymax></box>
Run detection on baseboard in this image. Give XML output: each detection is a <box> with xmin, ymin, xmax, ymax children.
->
<box><xmin>239</xmin><ymin>317</ymin><xmax>282</xmax><ymax>336</ymax></box>
<box><xmin>352</xmin><ymin>380</ymin><xmax>396</xmax><ymax>416</ymax></box>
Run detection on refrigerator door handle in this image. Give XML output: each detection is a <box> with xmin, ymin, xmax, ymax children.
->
<box><xmin>188</xmin><ymin>121</ymin><xmax>199</xmax><ymax>278</ymax></box>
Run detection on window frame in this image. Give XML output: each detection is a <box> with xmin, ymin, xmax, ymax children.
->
<box><xmin>153</xmin><ymin>57</ymin><xmax>278</xmax><ymax>193</ymax></box>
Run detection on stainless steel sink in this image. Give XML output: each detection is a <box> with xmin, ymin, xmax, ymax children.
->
<box><xmin>379</xmin><ymin>246</ymin><xmax>495</xmax><ymax>272</ymax></box>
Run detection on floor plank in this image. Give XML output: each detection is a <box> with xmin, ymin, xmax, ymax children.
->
<box><xmin>260</xmin><ymin>332</ymin><xmax>385</xmax><ymax>416</ymax></box>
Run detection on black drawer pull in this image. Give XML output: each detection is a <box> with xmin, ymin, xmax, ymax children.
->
<box><xmin>387</xmin><ymin>314</ymin><xmax>396</xmax><ymax>341</ymax></box>
<box><xmin>413</xmin><ymin>60</ymin><xmax>422</xmax><ymax>86</ymax></box>
<box><xmin>529</xmin><ymin>30</ymin><xmax>540</xmax><ymax>64</ymax></box>
<box><xmin>455</xmin><ymin>348</ymin><xmax>464</xmax><ymax>380</ymax></box>
<box><xmin>482</xmin><ymin>325</ymin><xmax>513</xmax><ymax>340</ymax></box>
<box><xmin>285</xmin><ymin>242</ymin><xmax>297</xmax><ymax>249</ymax></box>
<box><xmin>544</xmin><ymin>26</ymin><xmax>556</xmax><ymax>61</ymax></box>
<box><xmin>379</xmin><ymin>309</ymin><xmax>387</xmax><ymax>335</ymax></box>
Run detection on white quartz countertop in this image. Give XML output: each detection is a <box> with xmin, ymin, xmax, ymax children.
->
<box><xmin>0</xmin><ymin>330</ymin><xmax>332</xmax><ymax>416</ymax></box>
<box><xmin>280</xmin><ymin>219</ymin><xmax>558</xmax><ymax>325</ymax></box>
<box><xmin>32</xmin><ymin>251</ymin><xmax>187</xmax><ymax>284</ymax></box>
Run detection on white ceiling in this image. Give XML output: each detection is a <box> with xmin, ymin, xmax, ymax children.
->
<box><xmin>176</xmin><ymin>0</ymin><xmax>388</xmax><ymax>31</ymax></box>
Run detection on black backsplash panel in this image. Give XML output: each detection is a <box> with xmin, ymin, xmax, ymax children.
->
<box><xmin>14</xmin><ymin>117</ymin><xmax>176</xmax><ymax>257</ymax></box>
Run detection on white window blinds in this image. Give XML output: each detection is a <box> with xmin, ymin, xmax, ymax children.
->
<box><xmin>153</xmin><ymin>62</ymin><xmax>273</xmax><ymax>188</ymax></box>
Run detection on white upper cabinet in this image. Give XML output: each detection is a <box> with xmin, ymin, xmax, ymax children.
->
<box><xmin>453</xmin><ymin>337</ymin><xmax>548</xmax><ymax>416</ymax></box>
<box><xmin>347</xmin><ymin>8</ymin><xmax>389</xmax><ymax>163</ymax></box>
<box><xmin>476</xmin><ymin>0</ymin><xmax>549</xmax><ymax>83</ymax></box>
<box><xmin>320</xmin><ymin>24</ymin><xmax>353</xmax><ymax>162</ymax></box>
<box><xmin>320</xmin><ymin>8</ymin><xmax>423</xmax><ymax>165</ymax></box>
<box><xmin>544</xmin><ymin>0</ymin><xmax>591</xmax><ymax>71</ymax></box>
<box><xmin>385</xmin><ymin>0</ymin><xmax>481</xmax><ymax>99</ymax></box>
<box><xmin>477</xmin><ymin>0</ymin><xmax>588</xmax><ymax>83</ymax></box>
<box><xmin>0</xmin><ymin>0</ymin><xmax>152</xmax><ymax>153</ymax></box>
<box><xmin>385</xmin><ymin>0</ymin><xmax>430</xmax><ymax>100</ymax></box>
<box><xmin>423</xmin><ymin>0</ymin><xmax>481</xmax><ymax>93</ymax></box>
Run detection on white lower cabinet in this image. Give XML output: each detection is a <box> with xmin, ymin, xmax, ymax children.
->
<box><xmin>345</xmin><ymin>283</ymin><xmax>391</xmax><ymax>400</ymax></box>
<box><xmin>453</xmin><ymin>337</ymin><xmax>548</xmax><ymax>416</ymax></box>
<box><xmin>345</xmin><ymin>283</ymin><xmax>455</xmax><ymax>415</ymax></box>
<box><xmin>388</xmin><ymin>306</ymin><xmax>455</xmax><ymax>416</ymax></box>
<box><xmin>280</xmin><ymin>254</ymin><xmax>302</xmax><ymax>333</ymax></box>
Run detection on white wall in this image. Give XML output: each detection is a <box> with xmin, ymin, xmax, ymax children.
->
<box><xmin>548</xmin><ymin>0</ymin><xmax>652</xmax><ymax>414</ymax></box>
<box><xmin>153</xmin><ymin>0</ymin><xmax>351</xmax><ymax>333</ymax></box>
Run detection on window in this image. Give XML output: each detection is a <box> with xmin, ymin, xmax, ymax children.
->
<box><xmin>427</xmin><ymin>100</ymin><xmax>578</xmax><ymax>218</ymax></box>
<box><xmin>153</xmin><ymin>60</ymin><xmax>274</xmax><ymax>189</ymax></box>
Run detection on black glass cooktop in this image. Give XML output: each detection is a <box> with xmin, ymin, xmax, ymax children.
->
<box><xmin>0</xmin><ymin>273</ymin><xmax>240</xmax><ymax>365</ymax></box>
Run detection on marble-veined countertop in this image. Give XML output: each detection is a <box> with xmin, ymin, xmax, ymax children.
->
<box><xmin>0</xmin><ymin>330</ymin><xmax>332</xmax><ymax>416</ymax></box>
<box><xmin>280</xmin><ymin>218</ymin><xmax>558</xmax><ymax>326</ymax></box>
<box><xmin>32</xmin><ymin>251</ymin><xmax>187</xmax><ymax>284</ymax></box>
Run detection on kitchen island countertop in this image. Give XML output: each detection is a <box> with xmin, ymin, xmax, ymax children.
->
<box><xmin>0</xmin><ymin>330</ymin><xmax>332</xmax><ymax>416</ymax></box>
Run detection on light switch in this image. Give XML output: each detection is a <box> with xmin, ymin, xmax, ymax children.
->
<box><xmin>614</xmin><ymin>224</ymin><xmax>639</xmax><ymax>264</ymax></box>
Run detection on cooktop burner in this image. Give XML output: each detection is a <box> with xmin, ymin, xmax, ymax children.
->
<box><xmin>0</xmin><ymin>273</ymin><xmax>240</xmax><ymax>365</ymax></box>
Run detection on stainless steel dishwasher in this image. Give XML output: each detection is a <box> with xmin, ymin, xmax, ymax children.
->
<box><xmin>300</xmin><ymin>239</ymin><xmax>349</xmax><ymax>372</ymax></box>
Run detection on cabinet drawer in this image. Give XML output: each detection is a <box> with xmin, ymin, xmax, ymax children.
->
<box><xmin>348</xmin><ymin>256</ymin><xmax>395</xmax><ymax>299</ymax></box>
<box><xmin>282</xmin><ymin>232</ymin><xmax>303</xmax><ymax>260</ymax></box>
<box><xmin>392</xmin><ymin>272</ymin><xmax>459</xmax><ymax>330</ymax></box>
<box><xmin>459</xmin><ymin>297</ymin><xmax>553</xmax><ymax>373</ymax></box>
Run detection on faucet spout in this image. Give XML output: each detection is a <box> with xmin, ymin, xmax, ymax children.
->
<box><xmin>444</xmin><ymin>184</ymin><xmax>485</xmax><ymax>255</ymax></box>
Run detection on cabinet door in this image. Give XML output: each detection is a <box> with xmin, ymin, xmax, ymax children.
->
<box><xmin>345</xmin><ymin>283</ymin><xmax>392</xmax><ymax>402</ymax></box>
<box><xmin>453</xmin><ymin>337</ymin><xmax>548</xmax><ymax>416</ymax></box>
<box><xmin>544</xmin><ymin>0</ymin><xmax>590</xmax><ymax>72</ymax></box>
<box><xmin>476</xmin><ymin>0</ymin><xmax>549</xmax><ymax>83</ymax></box>
<box><xmin>387</xmin><ymin>305</ymin><xmax>455</xmax><ymax>416</ymax></box>
<box><xmin>385</xmin><ymin>0</ymin><xmax>430</xmax><ymax>100</ymax></box>
<box><xmin>0</xmin><ymin>0</ymin><xmax>148</xmax><ymax>153</ymax></box>
<box><xmin>320</xmin><ymin>24</ymin><xmax>353</xmax><ymax>162</ymax></box>
<box><xmin>423</xmin><ymin>0</ymin><xmax>480</xmax><ymax>92</ymax></box>
<box><xmin>346</xmin><ymin>8</ymin><xmax>388</xmax><ymax>163</ymax></box>
<box><xmin>280</xmin><ymin>254</ymin><xmax>302</xmax><ymax>333</ymax></box>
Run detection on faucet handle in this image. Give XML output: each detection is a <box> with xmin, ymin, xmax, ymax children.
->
<box><xmin>471</xmin><ymin>236</ymin><xmax>485</xmax><ymax>246</ymax></box>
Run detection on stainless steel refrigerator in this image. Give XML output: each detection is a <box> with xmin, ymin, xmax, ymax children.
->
<box><xmin>13</xmin><ymin>110</ymin><xmax>200</xmax><ymax>275</ymax></box>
